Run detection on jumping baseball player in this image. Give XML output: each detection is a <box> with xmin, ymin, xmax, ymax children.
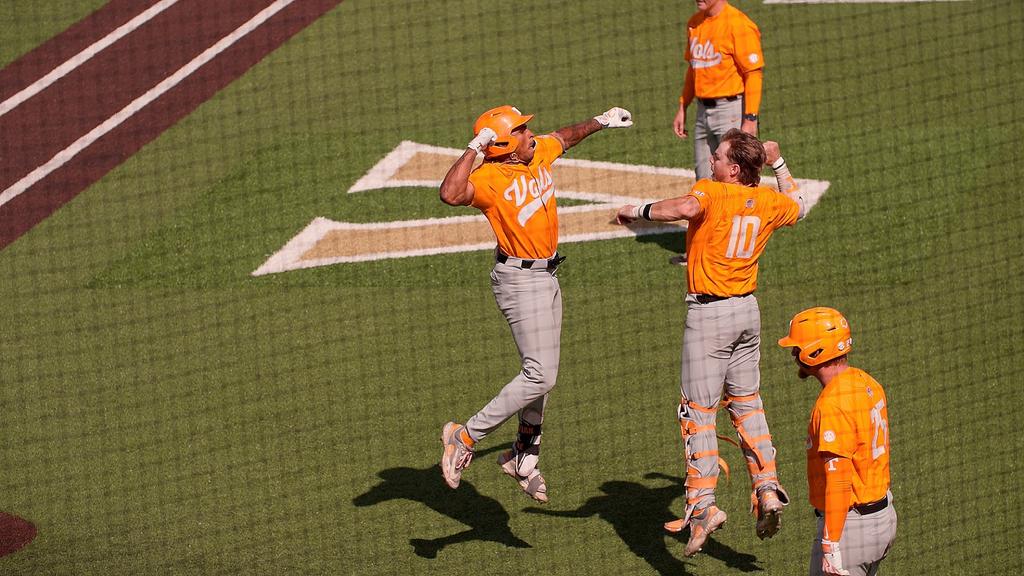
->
<box><xmin>778</xmin><ymin>308</ymin><xmax>897</xmax><ymax>576</ymax></box>
<box><xmin>616</xmin><ymin>130</ymin><xmax>804</xmax><ymax>556</ymax></box>
<box><xmin>674</xmin><ymin>0</ymin><xmax>764</xmax><ymax>178</ymax></box>
<box><xmin>439</xmin><ymin>104</ymin><xmax>633</xmax><ymax>502</ymax></box>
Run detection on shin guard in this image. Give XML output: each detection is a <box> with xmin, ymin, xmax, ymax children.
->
<box><xmin>509</xmin><ymin>420</ymin><xmax>541</xmax><ymax>477</ymax></box>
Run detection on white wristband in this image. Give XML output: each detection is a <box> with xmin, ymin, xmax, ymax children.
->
<box><xmin>771</xmin><ymin>157</ymin><xmax>786</xmax><ymax>171</ymax></box>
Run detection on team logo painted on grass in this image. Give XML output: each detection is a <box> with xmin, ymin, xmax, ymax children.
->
<box><xmin>253</xmin><ymin>141</ymin><xmax>831</xmax><ymax>276</ymax></box>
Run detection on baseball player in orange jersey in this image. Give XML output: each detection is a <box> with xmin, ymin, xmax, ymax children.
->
<box><xmin>673</xmin><ymin>0</ymin><xmax>764</xmax><ymax>181</ymax></box>
<box><xmin>438</xmin><ymin>105</ymin><xmax>633</xmax><ymax>502</ymax></box>
<box><xmin>616</xmin><ymin>129</ymin><xmax>804</xmax><ymax>557</ymax></box>
<box><xmin>778</xmin><ymin>308</ymin><xmax>897</xmax><ymax>576</ymax></box>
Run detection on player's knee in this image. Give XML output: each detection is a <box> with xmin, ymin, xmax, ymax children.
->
<box><xmin>521</xmin><ymin>359</ymin><xmax>557</xmax><ymax>392</ymax></box>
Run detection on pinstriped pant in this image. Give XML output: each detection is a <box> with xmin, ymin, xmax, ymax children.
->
<box><xmin>680</xmin><ymin>293</ymin><xmax>778</xmax><ymax>508</ymax></box>
<box><xmin>465</xmin><ymin>262</ymin><xmax>562</xmax><ymax>441</ymax></box>
<box><xmin>809</xmin><ymin>497</ymin><xmax>897</xmax><ymax>576</ymax></box>
<box><xmin>693</xmin><ymin>98</ymin><xmax>743</xmax><ymax>180</ymax></box>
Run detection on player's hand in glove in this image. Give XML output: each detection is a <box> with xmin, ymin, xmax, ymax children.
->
<box><xmin>821</xmin><ymin>540</ymin><xmax>851</xmax><ymax>576</ymax></box>
<box><xmin>468</xmin><ymin>127</ymin><xmax>497</xmax><ymax>153</ymax></box>
<box><xmin>615</xmin><ymin>204</ymin><xmax>640</xmax><ymax>225</ymax></box>
<box><xmin>595</xmin><ymin>107</ymin><xmax>633</xmax><ymax>128</ymax></box>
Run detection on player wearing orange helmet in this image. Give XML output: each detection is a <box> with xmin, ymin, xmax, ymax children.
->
<box><xmin>438</xmin><ymin>105</ymin><xmax>633</xmax><ymax>502</ymax></box>
<box><xmin>779</xmin><ymin>308</ymin><xmax>897</xmax><ymax>576</ymax></box>
<box><xmin>617</xmin><ymin>130</ymin><xmax>804</xmax><ymax>557</ymax></box>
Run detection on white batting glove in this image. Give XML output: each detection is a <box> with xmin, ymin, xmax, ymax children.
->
<box><xmin>468</xmin><ymin>127</ymin><xmax>497</xmax><ymax>153</ymax></box>
<box><xmin>821</xmin><ymin>540</ymin><xmax>851</xmax><ymax>576</ymax></box>
<box><xmin>595</xmin><ymin>107</ymin><xmax>633</xmax><ymax>128</ymax></box>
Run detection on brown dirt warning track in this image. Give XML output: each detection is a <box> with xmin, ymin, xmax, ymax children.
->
<box><xmin>0</xmin><ymin>0</ymin><xmax>344</xmax><ymax>250</ymax></box>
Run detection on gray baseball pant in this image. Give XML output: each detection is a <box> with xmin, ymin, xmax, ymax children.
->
<box><xmin>693</xmin><ymin>98</ymin><xmax>743</xmax><ymax>180</ymax></box>
<box><xmin>465</xmin><ymin>261</ymin><xmax>562</xmax><ymax>444</ymax></box>
<box><xmin>679</xmin><ymin>294</ymin><xmax>780</xmax><ymax>511</ymax></box>
<box><xmin>809</xmin><ymin>496</ymin><xmax>897</xmax><ymax>576</ymax></box>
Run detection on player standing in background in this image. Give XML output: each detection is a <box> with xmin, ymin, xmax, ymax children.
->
<box><xmin>778</xmin><ymin>308</ymin><xmax>897</xmax><ymax>576</ymax></box>
<box><xmin>438</xmin><ymin>104</ymin><xmax>633</xmax><ymax>502</ymax></box>
<box><xmin>616</xmin><ymin>130</ymin><xmax>803</xmax><ymax>557</ymax></box>
<box><xmin>671</xmin><ymin>0</ymin><xmax>764</xmax><ymax>265</ymax></box>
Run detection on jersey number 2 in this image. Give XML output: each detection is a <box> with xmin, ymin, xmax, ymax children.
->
<box><xmin>725</xmin><ymin>215</ymin><xmax>761</xmax><ymax>259</ymax></box>
<box><xmin>870</xmin><ymin>399</ymin><xmax>888</xmax><ymax>460</ymax></box>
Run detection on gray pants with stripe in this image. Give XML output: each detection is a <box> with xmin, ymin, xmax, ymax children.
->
<box><xmin>809</xmin><ymin>497</ymin><xmax>898</xmax><ymax>576</ymax></box>
<box><xmin>693</xmin><ymin>98</ymin><xmax>743</xmax><ymax>180</ymax></box>
<box><xmin>680</xmin><ymin>294</ymin><xmax>778</xmax><ymax>509</ymax></box>
<box><xmin>465</xmin><ymin>261</ymin><xmax>562</xmax><ymax>442</ymax></box>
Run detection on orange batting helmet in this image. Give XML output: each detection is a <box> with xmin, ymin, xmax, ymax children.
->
<box><xmin>474</xmin><ymin>105</ymin><xmax>533</xmax><ymax>158</ymax></box>
<box><xmin>777</xmin><ymin>307</ymin><xmax>852</xmax><ymax>366</ymax></box>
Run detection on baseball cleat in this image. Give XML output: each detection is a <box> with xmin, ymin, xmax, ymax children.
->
<box><xmin>498</xmin><ymin>450</ymin><xmax>548</xmax><ymax>503</ymax></box>
<box><xmin>684</xmin><ymin>505</ymin><xmax>727</xmax><ymax>557</ymax></box>
<box><xmin>755</xmin><ymin>489</ymin><xmax>784</xmax><ymax>540</ymax></box>
<box><xmin>440</xmin><ymin>422</ymin><xmax>474</xmax><ymax>489</ymax></box>
<box><xmin>663</xmin><ymin>518</ymin><xmax>686</xmax><ymax>533</ymax></box>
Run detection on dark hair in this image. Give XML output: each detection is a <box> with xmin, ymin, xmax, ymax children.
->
<box><xmin>721</xmin><ymin>129</ymin><xmax>766</xmax><ymax>186</ymax></box>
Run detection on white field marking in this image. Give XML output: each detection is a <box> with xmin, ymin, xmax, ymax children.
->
<box><xmin>0</xmin><ymin>0</ymin><xmax>295</xmax><ymax>209</ymax></box>
<box><xmin>764</xmin><ymin>0</ymin><xmax>968</xmax><ymax>4</ymax></box>
<box><xmin>0</xmin><ymin>0</ymin><xmax>181</xmax><ymax>118</ymax></box>
<box><xmin>252</xmin><ymin>141</ymin><xmax>831</xmax><ymax>276</ymax></box>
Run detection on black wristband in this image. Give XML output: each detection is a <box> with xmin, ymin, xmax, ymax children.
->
<box><xmin>743</xmin><ymin>113</ymin><xmax>758</xmax><ymax>122</ymax></box>
<box><xmin>641</xmin><ymin>203</ymin><xmax>654</xmax><ymax>221</ymax></box>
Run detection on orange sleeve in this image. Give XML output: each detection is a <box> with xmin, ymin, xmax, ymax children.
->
<box><xmin>687</xmin><ymin>180</ymin><xmax>714</xmax><ymax>213</ymax></box>
<box><xmin>733</xmin><ymin>19</ymin><xmax>764</xmax><ymax>74</ymax></box>
<box><xmin>817</xmin><ymin>399</ymin><xmax>857</xmax><ymax>458</ymax></box>
<box><xmin>741</xmin><ymin>69</ymin><xmax>762</xmax><ymax>116</ymax></box>
<box><xmin>468</xmin><ymin>170</ymin><xmax>495</xmax><ymax>210</ymax></box>
<box><xmin>822</xmin><ymin>453</ymin><xmax>854</xmax><ymax>543</ymax></box>
<box><xmin>681</xmin><ymin>67</ymin><xmax>695</xmax><ymax>107</ymax></box>
<box><xmin>535</xmin><ymin>134</ymin><xmax>564</xmax><ymax>163</ymax></box>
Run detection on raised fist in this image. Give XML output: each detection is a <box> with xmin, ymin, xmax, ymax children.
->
<box><xmin>595</xmin><ymin>107</ymin><xmax>633</xmax><ymax>128</ymax></box>
<box><xmin>468</xmin><ymin>127</ymin><xmax>497</xmax><ymax>153</ymax></box>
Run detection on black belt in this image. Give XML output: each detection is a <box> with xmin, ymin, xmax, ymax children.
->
<box><xmin>497</xmin><ymin>252</ymin><xmax>565</xmax><ymax>271</ymax></box>
<box><xmin>814</xmin><ymin>495</ymin><xmax>889</xmax><ymax>518</ymax></box>
<box><xmin>692</xmin><ymin>292</ymin><xmax>752</xmax><ymax>304</ymax></box>
<box><xmin>699</xmin><ymin>94</ymin><xmax>741</xmax><ymax>107</ymax></box>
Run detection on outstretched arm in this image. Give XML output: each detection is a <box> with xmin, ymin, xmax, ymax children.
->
<box><xmin>551</xmin><ymin>107</ymin><xmax>633</xmax><ymax>152</ymax></box>
<box><xmin>616</xmin><ymin>195</ymin><xmax>701</xmax><ymax>225</ymax></box>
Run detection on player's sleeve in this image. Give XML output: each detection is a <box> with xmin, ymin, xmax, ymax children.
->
<box><xmin>774</xmin><ymin>194</ymin><xmax>801</xmax><ymax>228</ymax></box>
<box><xmin>815</xmin><ymin>399</ymin><xmax>857</xmax><ymax>459</ymax></box>
<box><xmin>732</xmin><ymin>19</ymin><xmax>764</xmax><ymax>74</ymax></box>
<box><xmin>822</xmin><ymin>453</ymin><xmax>854</xmax><ymax>543</ymax></box>
<box><xmin>686</xmin><ymin>180</ymin><xmax>715</xmax><ymax>216</ymax></box>
<box><xmin>536</xmin><ymin>134</ymin><xmax>565</xmax><ymax>163</ymax></box>
<box><xmin>468</xmin><ymin>170</ymin><xmax>495</xmax><ymax>210</ymax></box>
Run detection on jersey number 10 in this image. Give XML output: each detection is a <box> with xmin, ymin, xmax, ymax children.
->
<box><xmin>725</xmin><ymin>215</ymin><xmax>761</xmax><ymax>259</ymax></box>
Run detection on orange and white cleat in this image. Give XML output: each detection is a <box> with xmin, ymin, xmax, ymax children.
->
<box><xmin>684</xmin><ymin>505</ymin><xmax>728</xmax><ymax>557</ymax></box>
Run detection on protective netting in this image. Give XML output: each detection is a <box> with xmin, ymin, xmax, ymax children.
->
<box><xmin>0</xmin><ymin>0</ymin><xmax>1021</xmax><ymax>574</ymax></box>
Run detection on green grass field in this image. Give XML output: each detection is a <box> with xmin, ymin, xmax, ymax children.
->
<box><xmin>1</xmin><ymin>0</ymin><xmax>1023</xmax><ymax>573</ymax></box>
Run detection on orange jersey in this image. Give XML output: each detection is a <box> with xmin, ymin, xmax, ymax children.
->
<box><xmin>806</xmin><ymin>367</ymin><xmax>892</xmax><ymax>511</ymax></box>
<box><xmin>686</xmin><ymin>4</ymin><xmax>764</xmax><ymax>98</ymax></box>
<box><xmin>684</xmin><ymin>179</ymin><xmax>799</xmax><ymax>296</ymax></box>
<box><xmin>468</xmin><ymin>135</ymin><xmax>564</xmax><ymax>259</ymax></box>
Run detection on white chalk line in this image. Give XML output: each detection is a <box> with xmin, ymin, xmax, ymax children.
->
<box><xmin>0</xmin><ymin>0</ymin><xmax>182</xmax><ymax>118</ymax></box>
<box><xmin>0</xmin><ymin>0</ymin><xmax>295</xmax><ymax>209</ymax></box>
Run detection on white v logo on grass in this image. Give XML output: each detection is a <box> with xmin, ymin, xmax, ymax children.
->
<box><xmin>252</xmin><ymin>141</ymin><xmax>830</xmax><ymax>276</ymax></box>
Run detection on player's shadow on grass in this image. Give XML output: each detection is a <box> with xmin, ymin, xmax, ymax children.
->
<box><xmin>634</xmin><ymin>231</ymin><xmax>686</xmax><ymax>256</ymax></box>
<box><xmin>352</xmin><ymin>447</ymin><xmax>530</xmax><ymax>559</ymax></box>
<box><xmin>524</xmin><ymin>472</ymin><xmax>761</xmax><ymax>575</ymax></box>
